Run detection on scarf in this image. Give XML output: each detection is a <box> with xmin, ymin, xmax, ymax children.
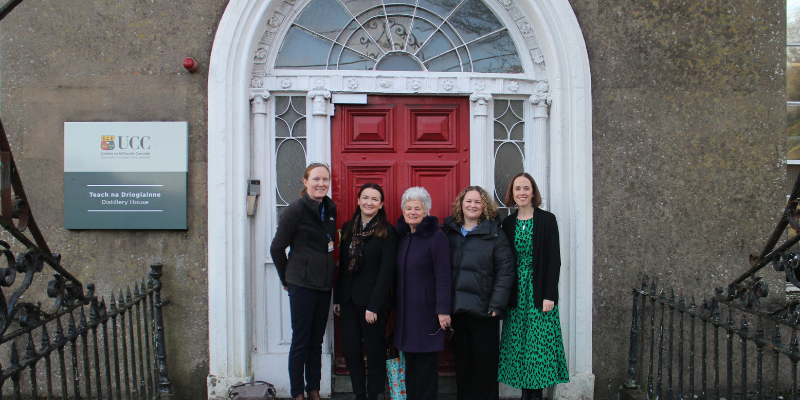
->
<box><xmin>348</xmin><ymin>214</ymin><xmax>377</xmax><ymax>274</ymax></box>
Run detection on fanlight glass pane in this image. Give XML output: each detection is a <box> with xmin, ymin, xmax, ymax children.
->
<box><xmin>339</xmin><ymin>48</ymin><xmax>377</xmax><ymax>70</ymax></box>
<box><xmin>294</xmin><ymin>0</ymin><xmax>352</xmax><ymax>41</ymax></box>
<box><xmin>342</xmin><ymin>0</ymin><xmax>382</xmax><ymax>18</ymax></box>
<box><xmin>425</xmin><ymin>50</ymin><xmax>461</xmax><ymax>72</ymax></box>
<box><xmin>417</xmin><ymin>31</ymin><xmax>454</xmax><ymax>61</ymax></box>
<box><xmin>448</xmin><ymin>0</ymin><xmax>504</xmax><ymax>43</ymax></box>
<box><xmin>418</xmin><ymin>0</ymin><xmax>461</xmax><ymax>19</ymax></box>
<box><xmin>377</xmin><ymin>52</ymin><xmax>424</xmax><ymax>71</ymax></box>
<box><xmin>275</xmin><ymin>0</ymin><xmax>524</xmax><ymax>72</ymax></box>
<box><xmin>494</xmin><ymin>142</ymin><xmax>524</xmax><ymax>206</ymax></box>
<box><xmin>468</xmin><ymin>31</ymin><xmax>523</xmax><ymax>73</ymax></box>
<box><xmin>275</xmin><ymin>27</ymin><xmax>331</xmax><ymax>70</ymax></box>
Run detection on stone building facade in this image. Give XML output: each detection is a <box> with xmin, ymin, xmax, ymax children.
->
<box><xmin>0</xmin><ymin>0</ymin><xmax>785</xmax><ymax>399</ymax></box>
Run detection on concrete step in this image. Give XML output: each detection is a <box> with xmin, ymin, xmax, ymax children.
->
<box><xmin>332</xmin><ymin>374</ymin><xmax>456</xmax><ymax>395</ymax></box>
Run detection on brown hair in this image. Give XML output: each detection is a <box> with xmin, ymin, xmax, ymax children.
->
<box><xmin>341</xmin><ymin>183</ymin><xmax>388</xmax><ymax>242</ymax></box>
<box><xmin>450</xmin><ymin>186</ymin><xmax>498</xmax><ymax>226</ymax></box>
<box><xmin>300</xmin><ymin>162</ymin><xmax>331</xmax><ymax>197</ymax></box>
<box><xmin>504</xmin><ymin>172</ymin><xmax>542</xmax><ymax>208</ymax></box>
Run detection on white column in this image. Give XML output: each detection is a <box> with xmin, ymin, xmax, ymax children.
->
<box><xmin>306</xmin><ymin>79</ymin><xmax>333</xmax><ymax>164</ymax></box>
<box><xmin>249</xmin><ymin>91</ymin><xmax>271</xmax><ymax>358</ymax></box>
<box><xmin>530</xmin><ymin>81</ymin><xmax>552</xmax><ymax>211</ymax></box>
<box><xmin>469</xmin><ymin>91</ymin><xmax>493</xmax><ymax>190</ymax></box>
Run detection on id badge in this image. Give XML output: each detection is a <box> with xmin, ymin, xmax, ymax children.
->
<box><xmin>328</xmin><ymin>240</ymin><xmax>334</xmax><ymax>253</ymax></box>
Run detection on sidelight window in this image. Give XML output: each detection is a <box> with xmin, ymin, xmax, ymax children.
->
<box><xmin>493</xmin><ymin>99</ymin><xmax>525</xmax><ymax>218</ymax></box>
<box><xmin>275</xmin><ymin>96</ymin><xmax>308</xmax><ymax>217</ymax></box>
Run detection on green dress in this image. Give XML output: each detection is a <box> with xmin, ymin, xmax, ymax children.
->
<box><xmin>498</xmin><ymin>218</ymin><xmax>569</xmax><ymax>389</ymax></box>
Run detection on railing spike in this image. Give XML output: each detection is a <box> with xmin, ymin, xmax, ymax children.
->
<box><xmin>40</xmin><ymin>323</ymin><xmax>49</xmax><ymax>349</ymax></box>
<box><xmin>134</xmin><ymin>282</ymin><xmax>140</xmax><ymax>297</ymax></box>
<box><xmin>774</xmin><ymin>324</ymin><xmax>782</xmax><ymax>347</ymax></box>
<box><xmin>679</xmin><ymin>292</ymin><xmax>686</xmax><ymax>308</ymax></box>
<box><xmin>126</xmin><ymin>286</ymin><xmax>132</xmax><ymax>303</ymax></box>
<box><xmin>10</xmin><ymin>340</ymin><xmax>19</xmax><ymax>368</ymax></box>
<box><xmin>26</xmin><ymin>332</ymin><xmax>35</xmax><ymax>359</ymax></box>
<box><xmin>642</xmin><ymin>275</ymin><xmax>648</xmax><ymax>291</ymax></box>
<box><xmin>79</xmin><ymin>306</ymin><xmax>88</xmax><ymax>330</ymax></box>
<box><xmin>110</xmin><ymin>293</ymin><xmax>117</xmax><ymax>313</ymax></box>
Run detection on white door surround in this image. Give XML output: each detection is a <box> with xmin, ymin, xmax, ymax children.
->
<box><xmin>207</xmin><ymin>0</ymin><xmax>593</xmax><ymax>398</ymax></box>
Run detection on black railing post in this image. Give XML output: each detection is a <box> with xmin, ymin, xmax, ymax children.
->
<box><xmin>678</xmin><ymin>293</ymin><xmax>685</xmax><ymax>400</ymax></box>
<box><xmin>151</xmin><ymin>264</ymin><xmax>173</xmax><ymax>398</ymax></box>
<box><xmin>727</xmin><ymin>309</ymin><xmax>734</xmax><ymax>400</ymax></box>
<box><xmin>773</xmin><ymin>325</ymin><xmax>781</xmax><ymax>400</ymax></box>
<box><xmin>713</xmin><ymin>301</ymin><xmax>721</xmax><ymax>400</ymax></box>
<box><xmin>41</xmin><ymin>324</ymin><xmax>53</xmax><ymax>400</ymax></box>
<box><xmin>110</xmin><ymin>294</ymin><xmax>122</xmax><ymax>400</ymax></box>
<box><xmin>657</xmin><ymin>290</ymin><xmax>666</xmax><ymax>400</ymax></box>
<box><xmin>667</xmin><ymin>290</ymin><xmax>675</xmax><ymax>400</ymax></box>
<box><xmin>27</xmin><ymin>332</ymin><xmax>39</xmax><ymax>400</ymax></box>
<box><xmin>80</xmin><ymin>308</ymin><xmax>92</xmax><ymax>399</ymax></box>
<box><xmin>68</xmin><ymin>313</ymin><xmax>81</xmax><ymax>400</ymax></box>
<box><xmin>625</xmin><ymin>280</ymin><xmax>642</xmax><ymax>389</ymax></box>
<box><xmin>141</xmin><ymin>277</ymin><xmax>154</xmax><ymax>399</ymax></box>
<box><xmin>741</xmin><ymin>315</ymin><xmax>749</xmax><ymax>400</ymax></box>
<box><xmin>756</xmin><ymin>318</ymin><xmax>764</xmax><ymax>400</ymax></box>
<box><xmin>690</xmin><ymin>296</ymin><xmax>697</xmax><ymax>400</ymax></box>
<box><xmin>792</xmin><ymin>331</ymin><xmax>799</xmax><ymax>400</ymax></box>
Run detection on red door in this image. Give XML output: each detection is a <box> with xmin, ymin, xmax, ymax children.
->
<box><xmin>331</xmin><ymin>95</ymin><xmax>471</xmax><ymax>375</ymax></box>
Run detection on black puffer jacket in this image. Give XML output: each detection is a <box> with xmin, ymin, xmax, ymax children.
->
<box><xmin>442</xmin><ymin>216</ymin><xmax>515</xmax><ymax>317</ymax></box>
<box><xmin>270</xmin><ymin>194</ymin><xmax>337</xmax><ymax>291</ymax></box>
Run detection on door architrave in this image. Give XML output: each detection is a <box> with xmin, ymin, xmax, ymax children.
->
<box><xmin>207</xmin><ymin>0</ymin><xmax>593</xmax><ymax>398</ymax></box>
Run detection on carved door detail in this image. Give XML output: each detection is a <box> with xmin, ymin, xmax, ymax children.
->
<box><xmin>331</xmin><ymin>95</ymin><xmax>471</xmax><ymax>375</ymax></box>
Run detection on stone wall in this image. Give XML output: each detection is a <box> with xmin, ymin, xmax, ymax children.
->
<box><xmin>0</xmin><ymin>1</ymin><xmax>226</xmax><ymax>398</ymax></box>
<box><xmin>574</xmin><ymin>0</ymin><xmax>787</xmax><ymax>396</ymax></box>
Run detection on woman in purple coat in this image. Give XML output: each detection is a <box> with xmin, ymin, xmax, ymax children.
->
<box><xmin>394</xmin><ymin>187</ymin><xmax>452</xmax><ymax>400</ymax></box>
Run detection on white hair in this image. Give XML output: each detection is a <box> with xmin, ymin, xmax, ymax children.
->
<box><xmin>401</xmin><ymin>187</ymin><xmax>432</xmax><ymax>214</ymax></box>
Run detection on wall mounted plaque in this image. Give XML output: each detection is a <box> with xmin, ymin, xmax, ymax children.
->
<box><xmin>64</xmin><ymin>122</ymin><xmax>188</xmax><ymax>229</ymax></box>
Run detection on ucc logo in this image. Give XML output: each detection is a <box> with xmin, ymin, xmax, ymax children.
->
<box><xmin>101</xmin><ymin>135</ymin><xmax>151</xmax><ymax>151</ymax></box>
<box><xmin>117</xmin><ymin>136</ymin><xmax>151</xmax><ymax>150</ymax></box>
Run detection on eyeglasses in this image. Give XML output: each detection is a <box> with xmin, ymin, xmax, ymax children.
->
<box><xmin>429</xmin><ymin>327</ymin><xmax>455</xmax><ymax>336</ymax></box>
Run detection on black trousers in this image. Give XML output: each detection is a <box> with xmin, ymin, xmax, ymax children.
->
<box><xmin>452</xmin><ymin>313</ymin><xmax>500</xmax><ymax>400</ymax></box>
<box><xmin>404</xmin><ymin>351</ymin><xmax>439</xmax><ymax>400</ymax></box>
<box><xmin>287</xmin><ymin>284</ymin><xmax>331</xmax><ymax>398</ymax></box>
<box><xmin>339</xmin><ymin>302</ymin><xmax>389</xmax><ymax>400</ymax></box>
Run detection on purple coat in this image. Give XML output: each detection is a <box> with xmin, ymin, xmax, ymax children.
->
<box><xmin>394</xmin><ymin>215</ymin><xmax>451</xmax><ymax>353</ymax></box>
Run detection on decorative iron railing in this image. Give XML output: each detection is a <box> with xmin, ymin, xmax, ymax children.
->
<box><xmin>622</xmin><ymin>175</ymin><xmax>800</xmax><ymax>400</ymax></box>
<box><xmin>0</xmin><ymin>264</ymin><xmax>172</xmax><ymax>400</ymax></box>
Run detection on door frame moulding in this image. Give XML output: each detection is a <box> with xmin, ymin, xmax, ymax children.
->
<box><xmin>207</xmin><ymin>0</ymin><xmax>594</xmax><ymax>398</ymax></box>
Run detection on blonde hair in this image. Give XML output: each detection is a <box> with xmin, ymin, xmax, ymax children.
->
<box><xmin>450</xmin><ymin>186</ymin><xmax>498</xmax><ymax>226</ymax></box>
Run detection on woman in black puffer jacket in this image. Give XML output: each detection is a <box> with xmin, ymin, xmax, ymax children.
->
<box><xmin>442</xmin><ymin>185</ymin><xmax>515</xmax><ymax>400</ymax></box>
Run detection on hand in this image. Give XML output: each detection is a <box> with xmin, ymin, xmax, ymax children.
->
<box><xmin>542</xmin><ymin>299</ymin><xmax>555</xmax><ymax>312</ymax></box>
<box><xmin>438</xmin><ymin>314</ymin><xmax>451</xmax><ymax>331</ymax></box>
<box><xmin>283</xmin><ymin>286</ymin><xmax>288</xmax><ymax>291</ymax></box>
<box><xmin>490</xmin><ymin>311</ymin><xmax>497</xmax><ymax>317</ymax></box>
<box><xmin>333</xmin><ymin>304</ymin><xmax>340</xmax><ymax>316</ymax></box>
<box><xmin>365</xmin><ymin>310</ymin><xmax>377</xmax><ymax>324</ymax></box>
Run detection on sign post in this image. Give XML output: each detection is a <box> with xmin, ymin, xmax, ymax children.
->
<box><xmin>64</xmin><ymin>121</ymin><xmax>188</xmax><ymax>230</ymax></box>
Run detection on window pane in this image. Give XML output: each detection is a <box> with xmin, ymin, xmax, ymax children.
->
<box><xmin>294</xmin><ymin>0</ymin><xmax>353</xmax><ymax>41</ymax></box>
<box><xmin>425</xmin><ymin>50</ymin><xmax>461</xmax><ymax>72</ymax></box>
<box><xmin>468</xmin><ymin>31</ymin><xmax>523</xmax><ymax>73</ymax></box>
<box><xmin>789</xmin><ymin>105</ymin><xmax>800</xmax><ymax>160</ymax></box>
<box><xmin>417</xmin><ymin>0</ymin><xmax>461</xmax><ymax>19</ymax></box>
<box><xmin>789</xmin><ymin>46</ymin><xmax>800</xmax><ymax>102</ymax></box>
<box><xmin>276</xmin><ymin>139</ymin><xmax>307</xmax><ymax>205</ymax></box>
<box><xmin>275</xmin><ymin>27</ymin><xmax>332</xmax><ymax>70</ymax></box>
<box><xmin>494</xmin><ymin>142</ymin><xmax>524</xmax><ymax>206</ymax></box>
<box><xmin>377</xmin><ymin>52</ymin><xmax>424</xmax><ymax>71</ymax></box>
<box><xmin>448</xmin><ymin>0</ymin><xmax>504</xmax><ymax>43</ymax></box>
<box><xmin>418</xmin><ymin>31</ymin><xmax>454</xmax><ymax>61</ymax></box>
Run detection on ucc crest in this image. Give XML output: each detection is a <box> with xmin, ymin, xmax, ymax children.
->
<box><xmin>101</xmin><ymin>135</ymin><xmax>115</xmax><ymax>151</ymax></box>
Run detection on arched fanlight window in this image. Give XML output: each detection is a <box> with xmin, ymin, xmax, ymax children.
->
<box><xmin>274</xmin><ymin>0</ymin><xmax>524</xmax><ymax>73</ymax></box>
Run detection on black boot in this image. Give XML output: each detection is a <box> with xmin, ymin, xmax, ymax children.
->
<box><xmin>521</xmin><ymin>389</ymin><xmax>533</xmax><ymax>400</ymax></box>
<box><xmin>531</xmin><ymin>389</ymin><xmax>543</xmax><ymax>400</ymax></box>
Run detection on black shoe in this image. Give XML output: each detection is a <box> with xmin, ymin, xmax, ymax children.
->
<box><xmin>531</xmin><ymin>389</ymin><xmax>543</xmax><ymax>400</ymax></box>
<box><xmin>521</xmin><ymin>389</ymin><xmax>533</xmax><ymax>400</ymax></box>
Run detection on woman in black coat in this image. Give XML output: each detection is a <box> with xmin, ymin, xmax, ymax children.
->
<box><xmin>333</xmin><ymin>183</ymin><xmax>397</xmax><ymax>400</ymax></box>
<box><xmin>442</xmin><ymin>185</ymin><xmax>514</xmax><ymax>400</ymax></box>
<box><xmin>270</xmin><ymin>162</ymin><xmax>337</xmax><ymax>400</ymax></box>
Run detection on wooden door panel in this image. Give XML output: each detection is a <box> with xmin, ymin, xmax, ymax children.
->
<box><xmin>340</xmin><ymin>106</ymin><xmax>396</xmax><ymax>153</ymax></box>
<box><xmin>337</xmin><ymin>162</ymin><xmax>398</xmax><ymax>227</ymax></box>
<box><xmin>406</xmin><ymin>105</ymin><xmax>462</xmax><ymax>152</ymax></box>
<box><xmin>406</xmin><ymin>161</ymin><xmax>462</xmax><ymax>220</ymax></box>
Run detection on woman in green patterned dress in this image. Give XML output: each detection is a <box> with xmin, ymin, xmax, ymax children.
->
<box><xmin>498</xmin><ymin>172</ymin><xmax>569</xmax><ymax>400</ymax></box>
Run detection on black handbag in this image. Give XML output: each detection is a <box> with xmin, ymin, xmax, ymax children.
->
<box><xmin>228</xmin><ymin>381</ymin><xmax>276</xmax><ymax>400</ymax></box>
